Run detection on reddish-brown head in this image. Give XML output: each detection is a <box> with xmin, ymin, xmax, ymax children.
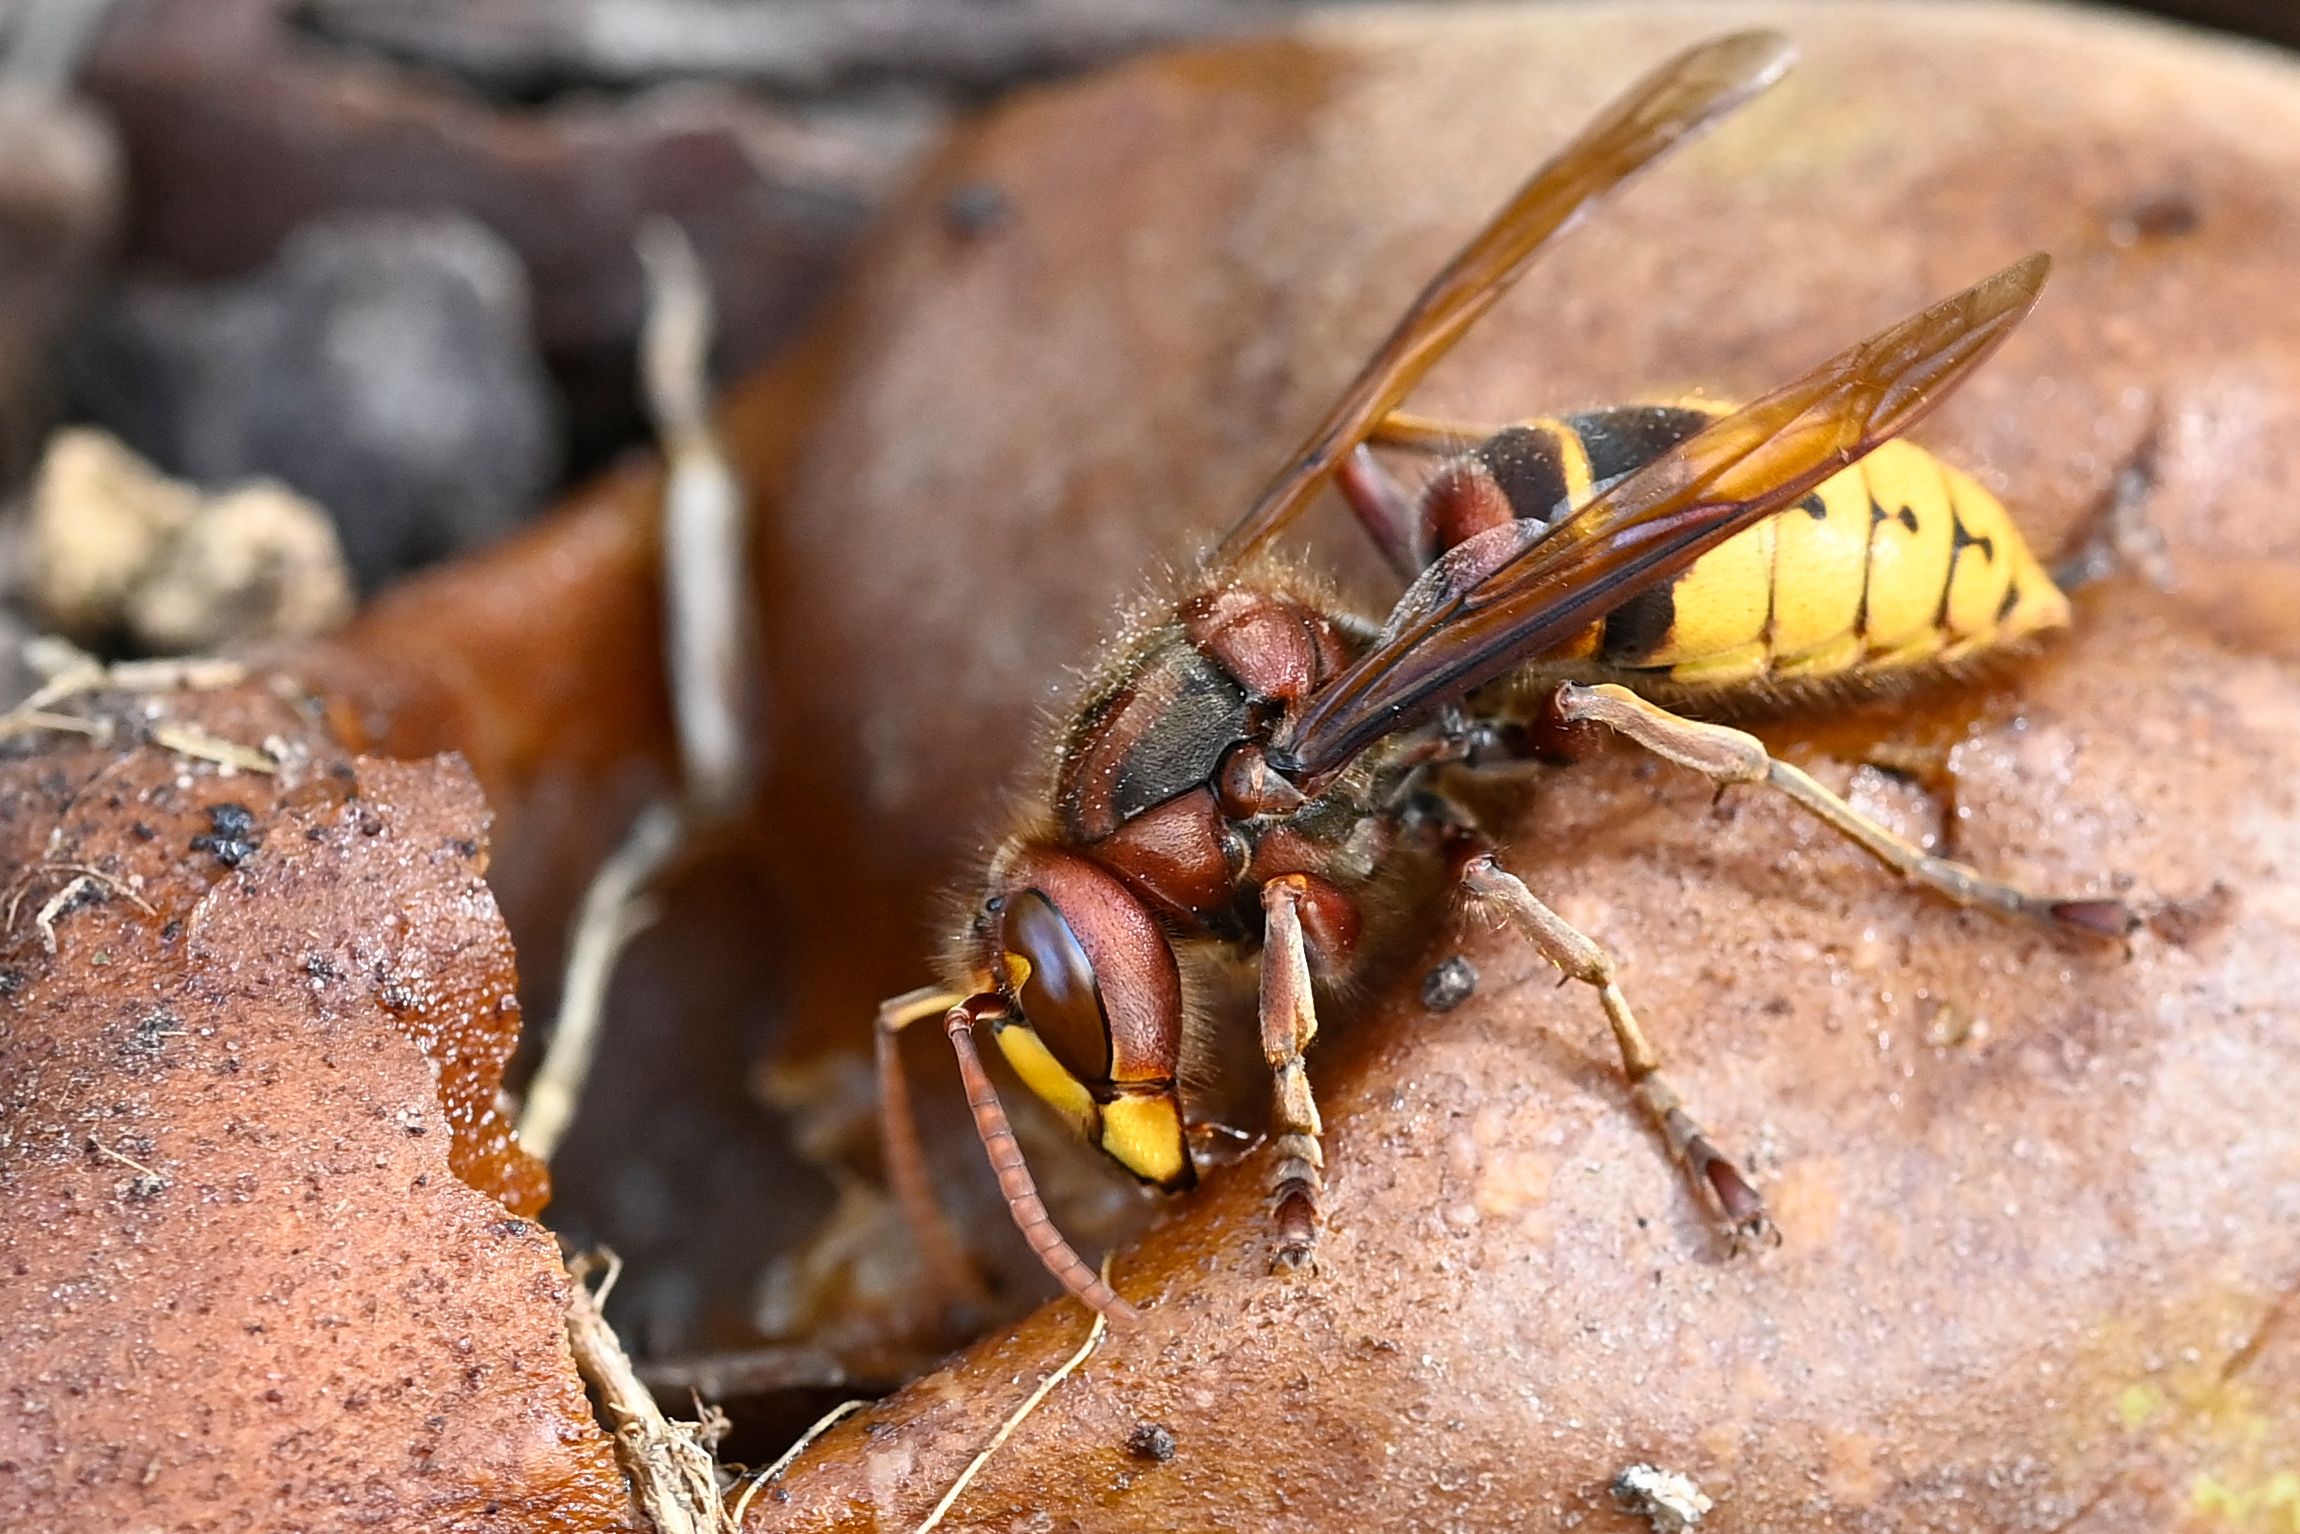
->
<box><xmin>975</xmin><ymin>845</ymin><xmax>1195</xmax><ymax>1191</ymax></box>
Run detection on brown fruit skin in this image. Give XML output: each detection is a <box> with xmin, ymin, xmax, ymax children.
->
<box><xmin>742</xmin><ymin>3</ymin><xmax>2300</xmax><ymax>1529</ymax></box>
<box><xmin>0</xmin><ymin>680</ymin><xmax>637</xmax><ymax>1532</ymax></box>
<box><xmin>312</xmin><ymin>466</ymin><xmax>679</xmax><ymax>988</ymax></box>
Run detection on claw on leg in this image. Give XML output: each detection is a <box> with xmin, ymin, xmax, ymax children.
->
<box><xmin>1268</xmin><ymin>1132</ymin><xmax>1325</xmax><ymax>1274</ymax></box>
<box><xmin>1632</xmin><ymin>1076</ymin><xmax>1776</xmax><ymax>1249</ymax></box>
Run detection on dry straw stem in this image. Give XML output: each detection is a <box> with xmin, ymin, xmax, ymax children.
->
<box><xmin>639</xmin><ymin>1341</ymin><xmax>868</xmax><ymax>1398</ymax></box>
<box><xmin>148</xmin><ymin>721</ymin><xmax>276</xmax><ymax>774</ymax></box>
<box><xmin>519</xmin><ymin>218</ymin><xmax>756</xmax><ymax>1164</ymax></box>
<box><xmin>1</xmin><ymin>645</ymin><xmax>249</xmax><ymax>741</ymax></box>
<box><xmin>516</xmin><ymin>799</ymin><xmax>683</xmax><ymax>1162</ymax></box>
<box><xmin>0</xmin><ymin>708</ymin><xmax>102</xmax><ymax>741</ymax></box>
<box><xmin>727</xmin><ymin>1399</ymin><xmax>866</xmax><ymax>1526</ymax></box>
<box><xmin>640</xmin><ymin>215</ymin><xmax>755</xmax><ymax>820</ymax></box>
<box><xmin>22</xmin><ymin>860</ymin><xmax>158</xmax><ymax>956</ymax></box>
<box><xmin>5</xmin><ymin>859</ymin><xmax>153</xmax><ymax>934</ymax></box>
<box><xmin>909</xmin><ymin>1293</ymin><xmax>1110</xmax><ymax>1534</ymax></box>
<box><xmin>86</xmin><ymin>1135</ymin><xmax>167</xmax><ymax>1194</ymax></box>
<box><xmin>565</xmin><ymin>1253</ymin><xmax>732</xmax><ymax>1534</ymax></box>
<box><xmin>32</xmin><ymin>873</ymin><xmax>90</xmax><ymax>952</ymax></box>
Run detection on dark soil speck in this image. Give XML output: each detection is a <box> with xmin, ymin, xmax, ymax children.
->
<box><xmin>191</xmin><ymin>803</ymin><xmax>260</xmax><ymax>868</ymax></box>
<box><xmin>1126</xmin><ymin>1423</ymin><xmax>1178</xmax><ymax>1463</ymax></box>
<box><xmin>1420</xmin><ymin>956</ymin><xmax>1478</xmax><ymax>1013</ymax></box>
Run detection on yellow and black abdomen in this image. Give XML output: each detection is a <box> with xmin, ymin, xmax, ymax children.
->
<box><xmin>1481</xmin><ymin>404</ymin><xmax>2070</xmax><ymax>693</ymax></box>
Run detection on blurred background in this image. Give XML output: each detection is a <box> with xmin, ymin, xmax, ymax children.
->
<box><xmin>0</xmin><ymin>0</ymin><xmax>2292</xmax><ymax>629</ymax></box>
<box><xmin>2</xmin><ymin>0</ymin><xmax>2294</xmax><ymax>1468</ymax></box>
<box><xmin>0</xmin><ymin>0</ymin><xmax>2289</xmax><ymax>657</ymax></box>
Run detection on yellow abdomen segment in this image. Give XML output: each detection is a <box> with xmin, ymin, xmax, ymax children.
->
<box><xmin>1531</xmin><ymin>406</ymin><xmax>2071</xmax><ymax>690</ymax></box>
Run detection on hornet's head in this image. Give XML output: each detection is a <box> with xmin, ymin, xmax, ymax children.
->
<box><xmin>968</xmin><ymin>845</ymin><xmax>1195</xmax><ymax>1191</ymax></box>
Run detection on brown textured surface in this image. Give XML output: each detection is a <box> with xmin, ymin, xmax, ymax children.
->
<box><xmin>0</xmin><ymin>680</ymin><xmax>635</xmax><ymax>1531</ymax></box>
<box><xmin>735</xmin><ymin>3</ymin><xmax>2300</xmax><ymax>1528</ymax></box>
<box><xmin>28</xmin><ymin>2</ymin><xmax>2293</xmax><ymax>1526</ymax></box>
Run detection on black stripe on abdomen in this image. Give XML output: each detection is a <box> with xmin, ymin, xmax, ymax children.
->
<box><xmin>1476</xmin><ymin>425</ymin><xmax>1572</xmax><ymax>527</ymax></box>
<box><xmin>1601</xmin><ymin>583</ymin><xmax>1677</xmax><ymax>664</ymax></box>
<box><xmin>1565</xmin><ymin>405</ymin><xmax>1715</xmax><ymax>485</ymax></box>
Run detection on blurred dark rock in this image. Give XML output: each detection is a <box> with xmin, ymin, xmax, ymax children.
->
<box><xmin>2106</xmin><ymin>0</ymin><xmax>2300</xmax><ymax>47</ymax></box>
<box><xmin>297</xmin><ymin>0</ymin><xmax>1270</xmax><ymax>97</ymax></box>
<box><xmin>0</xmin><ymin>606</ymin><xmax>34</xmax><ymax>711</ymax></box>
<box><xmin>0</xmin><ymin>88</ymin><xmax>119</xmax><ymax>482</ymax></box>
<box><xmin>63</xmin><ymin>211</ymin><xmax>558</xmax><ymax>588</ymax></box>
<box><xmin>291</xmin><ymin>0</ymin><xmax>2300</xmax><ymax>101</ymax></box>
<box><xmin>74</xmin><ymin>0</ymin><xmax>898</xmax><ymax>473</ymax></box>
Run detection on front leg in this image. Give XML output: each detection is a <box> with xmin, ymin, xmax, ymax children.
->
<box><xmin>1259</xmin><ymin>875</ymin><xmax>1348</xmax><ymax>1273</ymax></box>
<box><xmin>875</xmin><ymin>987</ymin><xmax>991</xmax><ymax>1311</ymax></box>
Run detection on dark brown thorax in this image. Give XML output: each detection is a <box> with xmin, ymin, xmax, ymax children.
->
<box><xmin>1052</xmin><ymin>585</ymin><xmax>1362</xmax><ymax>936</ymax></box>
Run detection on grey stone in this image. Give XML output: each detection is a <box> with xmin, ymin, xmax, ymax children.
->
<box><xmin>65</xmin><ymin>211</ymin><xmax>560</xmax><ymax>588</ymax></box>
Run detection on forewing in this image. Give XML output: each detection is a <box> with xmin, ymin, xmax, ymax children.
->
<box><xmin>1210</xmin><ymin>30</ymin><xmax>1797</xmax><ymax>567</ymax></box>
<box><xmin>1271</xmin><ymin>253</ymin><xmax>2052</xmax><ymax>779</ymax></box>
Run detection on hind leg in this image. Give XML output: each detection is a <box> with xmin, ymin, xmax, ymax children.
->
<box><xmin>1554</xmin><ymin>683</ymin><xmax>2135</xmax><ymax>939</ymax></box>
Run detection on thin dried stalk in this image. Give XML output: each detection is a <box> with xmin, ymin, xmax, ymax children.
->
<box><xmin>640</xmin><ymin>216</ymin><xmax>755</xmax><ymax>820</ymax></box>
<box><xmin>517</xmin><ymin>800</ymin><xmax>683</xmax><ymax>1162</ymax></box>
<box><xmin>149</xmin><ymin>722</ymin><xmax>276</xmax><ymax>775</ymax></box>
<box><xmin>518</xmin><ymin>220</ymin><xmax>756</xmax><ymax>1163</ymax></box>
<box><xmin>1</xmin><ymin>643</ymin><xmax>246</xmax><ymax>737</ymax></box>
<box><xmin>912</xmin><ymin>1299</ymin><xmax>1109</xmax><ymax>1533</ymax></box>
<box><xmin>727</xmin><ymin>1399</ymin><xmax>866</xmax><ymax>1527</ymax></box>
<box><xmin>566</xmin><ymin>1253</ymin><xmax>732</xmax><ymax>1534</ymax></box>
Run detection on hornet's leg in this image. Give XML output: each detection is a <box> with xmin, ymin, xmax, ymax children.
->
<box><xmin>1335</xmin><ymin>446</ymin><xmax>1420</xmax><ymax>579</ymax></box>
<box><xmin>2053</xmin><ymin>421</ymin><xmax>2169</xmax><ymax>594</ymax></box>
<box><xmin>1454</xmin><ymin>847</ymin><xmax>1773</xmax><ymax>1244</ymax></box>
<box><xmin>875</xmin><ymin>987</ymin><xmax>990</xmax><ymax>1310</ymax></box>
<box><xmin>1343</xmin><ymin>411</ymin><xmax>1554</xmax><ymax>577</ymax></box>
<box><xmin>1259</xmin><ymin>875</ymin><xmax>1351</xmax><ymax>1273</ymax></box>
<box><xmin>1368</xmin><ymin>410</ymin><xmax>1511</xmax><ymax>454</ymax></box>
<box><xmin>1553</xmin><ymin>683</ymin><xmax>2136</xmax><ymax>939</ymax></box>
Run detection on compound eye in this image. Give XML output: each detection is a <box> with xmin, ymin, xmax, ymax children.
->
<box><xmin>1000</xmin><ymin>889</ymin><xmax>1114</xmax><ymax>1084</ymax></box>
